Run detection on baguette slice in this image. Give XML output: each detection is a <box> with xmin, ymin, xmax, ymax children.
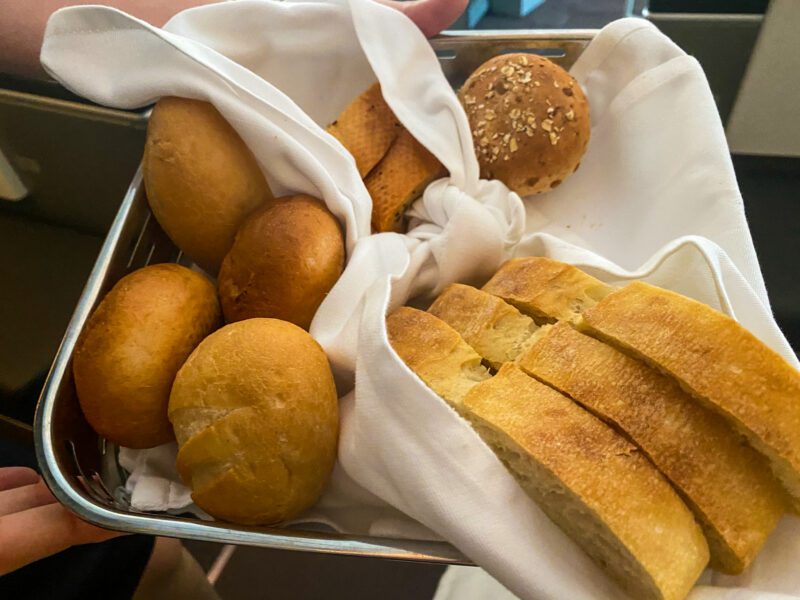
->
<box><xmin>386</xmin><ymin>306</ymin><xmax>489</xmax><ymax>409</ymax></box>
<box><xmin>327</xmin><ymin>83</ymin><xmax>401</xmax><ymax>177</ymax></box>
<box><xmin>519</xmin><ymin>321</ymin><xmax>785</xmax><ymax>573</ymax></box>
<box><xmin>582</xmin><ymin>281</ymin><xmax>800</xmax><ymax>512</ymax></box>
<box><xmin>483</xmin><ymin>256</ymin><xmax>613</xmax><ymax>323</ymax></box>
<box><xmin>463</xmin><ymin>364</ymin><xmax>709</xmax><ymax>600</ymax></box>
<box><xmin>366</xmin><ymin>129</ymin><xmax>445</xmax><ymax>233</ymax></box>
<box><xmin>428</xmin><ymin>283</ymin><xmax>539</xmax><ymax>369</ymax></box>
<box><xmin>436</xmin><ymin>282</ymin><xmax>785</xmax><ymax>572</ymax></box>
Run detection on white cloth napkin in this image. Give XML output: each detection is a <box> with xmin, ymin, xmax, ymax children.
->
<box><xmin>42</xmin><ymin>2</ymin><xmax>799</xmax><ymax>599</ymax></box>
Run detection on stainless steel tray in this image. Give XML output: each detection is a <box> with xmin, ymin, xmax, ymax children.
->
<box><xmin>35</xmin><ymin>30</ymin><xmax>595</xmax><ymax>562</ymax></box>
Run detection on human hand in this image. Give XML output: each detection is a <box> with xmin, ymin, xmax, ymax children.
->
<box><xmin>0</xmin><ymin>467</ymin><xmax>122</xmax><ymax>576</ymax></box>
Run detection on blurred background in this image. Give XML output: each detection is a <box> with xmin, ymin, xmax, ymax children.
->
<box><xmin>1</xmin><ymin>0</ymin><xmax>797</xmax><ymax>597</ymax></box>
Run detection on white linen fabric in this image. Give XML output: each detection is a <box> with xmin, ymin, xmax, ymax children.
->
<box><xmin>42</xmin><ymin>2</ymin><xmax>798</xmax><ymax>598</ymax></box>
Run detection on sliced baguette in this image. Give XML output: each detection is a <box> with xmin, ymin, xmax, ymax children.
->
<box><xmin>327</xmin><ymin>83</ymin><xmax>401</xmax><ymax>178</ymax></box>
<box><xmin>428</xmin><ymin>283</ymin><xmax>539</xmax><ymax>369</ymax></box>
<box><xmin>581</xmin><ymin>281</ymin><xmax>800</xmax><ymax>512</ymax></box>
<box><xmin>435</xmin><ymin>282</ymin><xmax>785</xmax><ymax>572</ymax></box>
<box><xmin>519</xmin><ymin>321</ymin><xmax>786</xmax><ymax>573</ymax></box>
<box><xmin>386</xmin><ymin>306</ymin><xmax>489</xmax><ymax>409</ymax></box>
<box><xmin>482</xmin><ymin>256</ymin><xmax>613</xmax><ymax>323</ymax></box>
<box><xmin>366</xmin><ymin>129</ymin><xmax>445</xmax><ymax>233</ymax></box>
<box><xmin>463</xmin><ymin>364</ymin><xmax>709</xmax><ymax>600</ymax></box>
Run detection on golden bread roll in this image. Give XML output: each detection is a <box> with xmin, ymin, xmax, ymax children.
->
<box><xmin>366</xmin><ymin>129</ymin><xmax>445</xmax><ymax>233</ymax></box>
<box><xmin>327</xmin><ymin>83</ymin><xmax>402</xmax><ymax>177</ymax></box>
<box><xmin>217</xmin><ymin>195</ymin><xmax>344</xmax><ymax>330</ymax></box>
<box><xmin>168</xmin><ymin>318</ymin><xmax>339</xmax><ymax>525</ymax></box>
<box><xmin>428</xmin><ymin>283</ymin><xmax>539</xmax><ymax>369</ymax></box>
<box><xmin>463</xmin><ymin>364</ymin><xmax>708</xmax><ymax>600</ymax></box>
<box><xmin>582</xmin><ymin>281</ymin><xmax>800</xmax><ymax>512</ymax></box>
<box><xmin>520</xmin><ymin>322</ymin><xmax>785</xmax><ymax>573</ymax></box>
<box><xmin>386</xmin><ymin>307</ymin><xmax>489</xmax><ymax>409</ymax></box>
<box><xmin>73</xmin><ymin>264</ymin><xmax>220</xmax><ymax>448</ymax></box>
<box><xmin>143</xmin><ymin>97</ymin><xmax>273</xmax><ymax>274</ymax></box>
<box><xmin>483</xmin><ymin>256</ymin><xmax>612</xmax><ymax>322</ymax></box>
<box><xmin>459</xmin><ymin>53</ymin><xmax>590</xmax><ymax>196</ymax></box>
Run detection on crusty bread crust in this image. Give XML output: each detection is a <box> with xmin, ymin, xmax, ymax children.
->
<box><xmin>169</xmin><ymin>318</ymin><xmax>338</xmax><ymax>525</ymax></box>
<box><xmin>581</xmin><ymin>281</ymin><xmax>800</xmax><ymax>512</ymax></box>
<box><xmin>73</xmin><ymin>264</ymin><xmax>220</xmax><ymax>449</ymax></box>
<box><xmin>458</xmin><ymin>54</ymin><xmax>590</xmax><ymax>196</ymax></box>
<box><xmin>327</xmin><ymin>83</ymin><xmax>402</xmax><ymax>178</ymax></box>
<box><xmin>483</xmin><ymin>256</ymin><xmax>613</xmax><ymax>323</ymax></box>
<box><xmin>520</xmin><ymin>322</ymin><xmax>786</xmax><ymax>573</ymax></box>
<box><xmin>386</xmin><ymin>307</ymin><xmax>489</xmax><ymax>409</ymax></box>
<box><xmin>463</xmin><ymin>364</ymin><xmax>708</xmax><ymax>600</ymax></box>
<box><xmin>143</xmin><ymin>97</ymin><xmax>273</xmax><ymax>274</ymax></box>
<box><xmin>366</xmin><ymin>129</ymin><xmax>444</xmax><ymax>233</ymax></box>
<box><xmin>428</xmin><ymin>283</ymin><xmax>539</xmax><ymax>369</ymax></box>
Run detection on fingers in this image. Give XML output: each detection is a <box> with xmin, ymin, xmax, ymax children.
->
<box><xmin>0</xmin><ymin>480</ymin><xmax>56</xmax><ymax>517</ymax></box>
<box><xmin>0</xmin><ymin>467</ymin><xmax>40</xmax><ymax>491</ymax></box>
<box><xmin>378</xmin><ymin>0</ymin><xmax>470</xmax><ymax>38</ymax></box>
<box><xmin>0</xmin><ymin>502</ymin><xmax>122</xmax><ymax>576</ymax></box>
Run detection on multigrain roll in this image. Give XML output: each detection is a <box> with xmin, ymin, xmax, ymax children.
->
<box><xmin>169</xmin><ymin>319</ymin><xmax>339</xmax><ymax>525</ymax></box>
<box><xmin>143</xmin><ymin>97</ymin><xmax>273</xmax><ymax>274</ymax></box>
<box><xmin>73</xmin><ymin>264</ymin><xmax>221</xmax><ymax>448</ymax></box>
<box><xmin>459</xmin><ymin>54</ymin><xmax>590</xmax><ymax>196</ymax></box>
<box><xmin>217</xmin><ymin>195</ymin><xmax>345</xmax><ymax>330</ymax></box>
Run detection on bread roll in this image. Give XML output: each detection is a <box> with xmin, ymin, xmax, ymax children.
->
<box><xmin>428</xmin><ymin>283</ymin><xmax>538</xmax><ymax>369</ymax></box>
<box><xmin>143</xmin><ymin>97</ymin><xmax>273</xmax><ymax>274</ymax></box>
<box><xmin>217</xmin><ymin>195</ymin><xmax>344</xmax><ymax>330</ymax></box>
<box><xmin>582</xmin><ymin>281</ymin><xmax>800</xmax><ymax>512</ymax></box>
<box><xmin>386</xmin><ymin>307</ymin><xmax>489</xmax><ymax>409</ymax></box>
<box><xmin>366</xmin><ymin>129</ymin><xmax>444</xmax><ymax>233</ymax></box>
<box><xmin>483</xmin><ymin>256</ymin><xmax>612</xmax><ymax>323</ymax></box>
<box><xmin>327</xmin><ymin>83</ymin><xmax>402</xmax><ymax>177</ymax></box>
<box><xmin>73</xmin><ymin>264</ymin><xmax>220</xmax><ymax>448</ymax></box>
<box><xmin>168</xmin><ymin>318</ymin><xmax>338</xmax><ymax>525</ymax></box>
<box><xmin>459</xmin><ymin>54</ymin><xmax>590</xmax><ymax>196</ymax></box>
<box><xmin>520</xmin><ymin>322</ymin><xmax>785</xmax><ymax>573</ymax></box>
<box><xmin>463</xmin><ymin>364</ymin><xmax>708</xmax><ymax>600</ymax></box>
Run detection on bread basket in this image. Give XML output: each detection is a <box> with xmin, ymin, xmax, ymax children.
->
<box><xmin>34</xmin><ymin>30</ymin><xmax>595</xmax><ymax>562</ymax></box>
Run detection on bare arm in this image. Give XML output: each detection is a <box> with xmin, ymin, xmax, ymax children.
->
<box><xmin>0</xmin><ymin>0</ymin><xmax>467</xmax><ymax>79</ymax></box>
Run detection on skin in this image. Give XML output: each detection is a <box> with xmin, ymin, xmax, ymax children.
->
<box><xmin>0</xmin><ymin>0</ymin><xmax>467</xmax><ymax>575</ymax></box>
<box><xmin>0</xmin><ymin>0</ymin><xmax>469</xmax><ymax>78</ymax></box>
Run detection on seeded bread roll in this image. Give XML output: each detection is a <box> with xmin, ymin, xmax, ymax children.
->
<box><xmin>327</xmin><ymin>83</ymin><xmax>402</xmax><ymax>177</ymax></box>
<box><xmin>463</xmin><ymin>364</ymin><xmax>708</xmax><ymax>600</ymax></box>
<box><xmin>459</xmin><ymin>54</ymin><xmax>590</xmax><ymax>197</ymax></box>
<box><xmin>582</xmin><ymin>281</ymin><xmax>800</xmax><ymax>512</ymax></box>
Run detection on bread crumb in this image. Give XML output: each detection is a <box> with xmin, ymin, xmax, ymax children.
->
<box><xmin>542</xmin><ymin>119</ymin><xmax>554</xmax><ymax>132</ymax></box>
